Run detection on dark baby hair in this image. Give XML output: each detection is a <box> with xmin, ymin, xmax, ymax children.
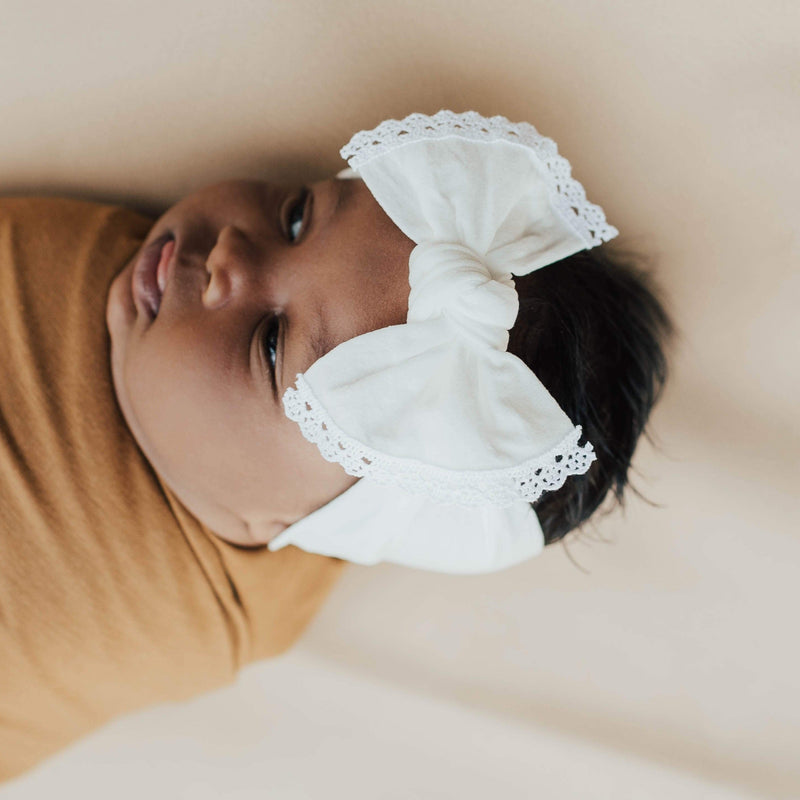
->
<box><xmin>508</xmin><ymin>245</ymin><xmax>673</xmax><ymax>546</ymax></box>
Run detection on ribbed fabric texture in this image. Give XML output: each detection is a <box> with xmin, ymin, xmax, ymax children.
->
<box><xmin>0</xmin><ymin>197</ymin><xmax>344</xmax><ymax>783</ymax></box>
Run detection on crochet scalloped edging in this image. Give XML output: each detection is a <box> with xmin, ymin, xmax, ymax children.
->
<box><xmin>283</xmin><ymin>376</ymin><xmax>596</xmax><ymax>508</ymax></box>
<box><xmin>339</xmin><ymin>109</ymin><xmax>619</xmax><ymax>250</ymax></box>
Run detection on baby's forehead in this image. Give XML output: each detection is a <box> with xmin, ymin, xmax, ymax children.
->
<box><xmin>317</xmin><ymin>178</ymin><xmax>414</xmax><ymax>332</ymax></box>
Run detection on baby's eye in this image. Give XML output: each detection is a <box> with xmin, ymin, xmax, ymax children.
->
<box><xmin>262</xmin><ymin>316</ymin><xmax>280</xmax><ymax>374</ymax></box>
<box><xmin>285</xmin><ymin>188</ymin><xmax>309</xmax><ymax>243</ymax></box>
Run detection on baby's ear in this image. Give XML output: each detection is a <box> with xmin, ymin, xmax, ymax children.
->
<box><xmin>245</xmin><ymin>517</ymin><xmax>291</xmax><ymax>546</ymax></box>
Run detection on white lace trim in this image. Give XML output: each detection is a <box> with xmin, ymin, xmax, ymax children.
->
<box><xmin>283</xmin><ymin>375</ymin><xmax>596</xmax><ymax>507</ymax></box>
<box><xmin>340</xmin><ymin>109</ymin><xmax>619</xmax><ymax>250</ymax></box>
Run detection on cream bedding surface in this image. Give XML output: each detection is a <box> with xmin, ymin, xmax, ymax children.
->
<box><xmin>0</xmin><ymin>1</ymin><xmax>797</xmax><ymax>797</ymax></box>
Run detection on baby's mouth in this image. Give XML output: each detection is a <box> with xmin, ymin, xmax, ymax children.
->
<box><xmin>132</xmin><ymin>232</ymin><xmax>175</xmax><ymax>319</ymax></box>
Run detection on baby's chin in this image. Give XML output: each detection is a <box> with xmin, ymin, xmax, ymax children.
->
<box><xmin>106</xmin><ymin>259</ymin><xmax>135</xmax><ymax>344</ymax></box>
<box><xmin>160</xmin><ymin>467</ymin><xmax>290</xmax><ymax>547</ymax></box>
<box><xmin>165</xmin><ymin>482</ymin><xmax>290</xmax><ymax>548</ymax></box>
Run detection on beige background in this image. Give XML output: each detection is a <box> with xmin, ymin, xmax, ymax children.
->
<box><xmin>1</xmin><ymin>1</ymin><xmax>798</xmax><ymax>798</ymax></box>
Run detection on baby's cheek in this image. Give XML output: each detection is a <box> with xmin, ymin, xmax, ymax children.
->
<box><xmin>123</xmin><ymin>340</ymin><xmax>199</xmax><ymax>445</ymax></box>
<box><xmin>278</xmin><ymin>421</ymin><xmax>358</xmax><ymax>512</ymax></box>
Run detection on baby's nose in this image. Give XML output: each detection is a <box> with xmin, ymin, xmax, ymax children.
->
<box><xmin>202</xmin><ymin>225</ymin><xmax>256</xmax><ymax>309</ymax></box>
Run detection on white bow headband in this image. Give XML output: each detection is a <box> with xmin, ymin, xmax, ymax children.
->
<box><xmin>268</xmin><ymin>110</ymin><xmax>618</xmax><ymax>573</ymax></box>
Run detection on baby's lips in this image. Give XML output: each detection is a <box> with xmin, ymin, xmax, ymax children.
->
<box><xmin>156</xmin><ymin>238</ymin><xmax>177</xmax><ymax>294</ymax></box>
<box><xmin>132</xmin><ymin>232</ymin><xmax>174</xmax><ymax>318</ymax></box>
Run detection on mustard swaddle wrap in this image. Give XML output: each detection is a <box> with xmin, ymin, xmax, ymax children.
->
<box><xmin>0</xmin><ymin>197</ymin><xmax>343</xmax><ymax>782</ymax></box>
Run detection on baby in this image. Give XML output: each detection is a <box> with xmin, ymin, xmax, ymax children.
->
<box><xmin>0</xmin><ymin>111</ymin><xmax>670</xmax><ymax>782</ymax></box>
<box><xmin>108</xmin><ymin>110</ymin><xmax>670</xmax><ymax>570</ymax></box>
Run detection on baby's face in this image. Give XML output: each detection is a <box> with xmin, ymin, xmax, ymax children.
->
<box><xmin>107</xmin><ymin>178</ymin><xmax>414</xmax><ymax>547</ymax></box>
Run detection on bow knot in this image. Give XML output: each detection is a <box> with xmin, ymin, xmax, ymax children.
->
<box><xmin>408</xmin><ymin>241</ymin><xmax>518</xmax><ymax>351</ymax></box>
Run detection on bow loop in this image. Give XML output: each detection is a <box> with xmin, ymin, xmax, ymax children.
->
<box><xmin>408</xmin><ymin>242</ymin><xmax>517</xmax><ymax>351</ymax></box>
